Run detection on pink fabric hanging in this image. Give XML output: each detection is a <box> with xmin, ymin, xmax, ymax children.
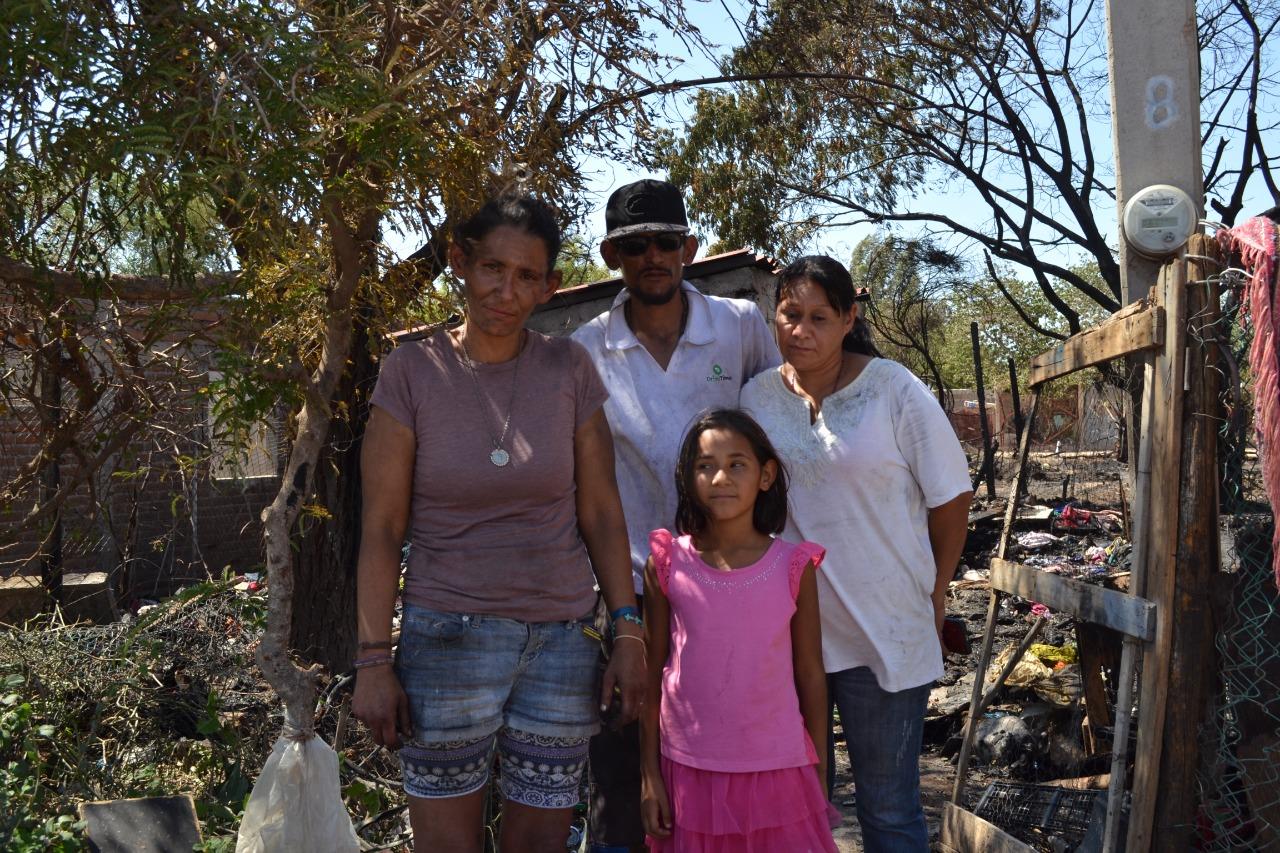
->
<box><xmin>1219</xmin><ymin>216</ymin><xmax>1280</xmax><ymax>590</ymax></box>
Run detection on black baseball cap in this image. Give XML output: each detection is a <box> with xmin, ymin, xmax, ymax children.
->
<box><xmin>604</xmin><ymin>179</ymin><xmax>690</xmax><ymax>241</ymax></box>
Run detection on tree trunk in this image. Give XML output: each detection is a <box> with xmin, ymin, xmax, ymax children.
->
<box><xmin>39</xmin><ymin>338</ymin><xmax>64</xmax><ymax>604</ymax></box>
<box><xmin>255</xmin><ymin>198</ymin><xmax>375</xmax><ymax>737</ymax></box>
<box><xmin>290</xmin><ymin>310</ymin><xmax>377</xmax><ymax>674</ymax></box>
<box><xmin>258</xmin><ymin>404</ymin><xmax>328</xmax><ymax>736</ymax></box>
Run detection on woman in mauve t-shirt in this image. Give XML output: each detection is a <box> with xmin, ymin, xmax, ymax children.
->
<box><xmin>351</xmin><ymin>192</ymin><xmax>645</xmax><ymax>851</ymax></box>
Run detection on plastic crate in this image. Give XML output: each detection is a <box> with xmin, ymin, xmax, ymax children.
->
<box><xmin>971</xmin><ymin>781</ymin><xmax>1103</xmax><ymax>849</ymax></box>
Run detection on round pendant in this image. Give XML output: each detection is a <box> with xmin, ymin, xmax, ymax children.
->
<box><xmin>489</xmin><ymin>448</ymin><xmax>510</xmax><ymax>467</ymax></box>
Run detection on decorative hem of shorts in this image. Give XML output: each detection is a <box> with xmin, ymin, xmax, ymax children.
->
<box><xmin>498</xmin><ymin>730</ymin><xmax>590</xmax><ymax>810</ymax></box>
<box><xmin>400</xmin><ymin>736</ymin><xmax>496</xmax><ymax>800</ymax></box>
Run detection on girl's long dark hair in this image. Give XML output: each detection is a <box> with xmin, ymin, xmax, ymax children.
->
<box><xmin>674</xmin><ymin>409</ymin><xmax>789</xmax><ymax>537</ymax></box>
<box><xmin>776</xmin><ymin>255</ymin><xmax>881</xmax><ymax>356</ymax></box>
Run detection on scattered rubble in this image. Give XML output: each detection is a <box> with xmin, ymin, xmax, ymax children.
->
<box><xmin>926</xmin><ymin>471</ymin><xmax>1134</xmax><ymax>850</ymax></box>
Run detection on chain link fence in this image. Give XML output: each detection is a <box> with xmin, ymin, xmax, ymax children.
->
<box><xmin>1199</xmin><ymin>268</ymin><xmax>1280</xmax><ymax>851</ymax></box>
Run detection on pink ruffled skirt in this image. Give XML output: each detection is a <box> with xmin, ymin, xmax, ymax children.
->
<box><xmin>646</xmin><ymin>756</ymin><xmax>840</xmax><ymax>853</ymax></box>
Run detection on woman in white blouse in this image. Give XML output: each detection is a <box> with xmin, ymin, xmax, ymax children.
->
<box><xmin>741</xmin><ymin>255</ymin><xmax>972</xmax><ymax>853</ymax></box>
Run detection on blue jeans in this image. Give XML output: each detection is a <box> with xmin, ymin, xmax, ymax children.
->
<box><xmin>394</xmin><ymin>603</ymin><xmax>602</xmax><ymax>805</ymax></box>
<box><xmin>828</xmin><ymin>667</ymin><xmax>930</xmax><ymax>853</ymax></box>
<box><xmin>395</xmin><ymin>603</ymin><xmax>602</xmax><ymax>743</ymax></box>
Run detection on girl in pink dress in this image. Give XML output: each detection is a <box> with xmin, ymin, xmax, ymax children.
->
<box><xmin>640</xmin><ymin>408</ymin><xmax>838</xmax><ymax>853</ymax></box>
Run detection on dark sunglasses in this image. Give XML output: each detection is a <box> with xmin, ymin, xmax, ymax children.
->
<box><xmin>613</xmin><ymin>233</ymin><xmax>685</xmax><ymax>256</ymax></box>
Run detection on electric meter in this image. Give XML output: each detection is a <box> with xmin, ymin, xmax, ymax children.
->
<box><xmin>1121</xmin><ymin>184</ymin><xmax>1198</xmax><ymax>258</ymax></box>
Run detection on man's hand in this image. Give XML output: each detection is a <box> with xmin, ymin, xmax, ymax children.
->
<box><xmin>351</xmin><ymin>666</ymin><xmax>412</xmax><ymax>749</ymax></box>
<box><xmin>600</xmin><ymin>632</ymin><xmax>647</xmax><ymax>727</ymax></box>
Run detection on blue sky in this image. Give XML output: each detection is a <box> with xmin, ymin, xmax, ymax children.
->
<box><xmin>569</xmin><ymin>1</ymin><xmax>1105</xmax><ymax>271</ymax></box>
<box><xmin>388</xmin><ymin>0</ymin><xmax>1273</xmax><ymax>277</ymax></box>
<box><xmin>573</xmin><ymin>0</ymin><xmax>1276</xmax><ymax>277</ymax></box>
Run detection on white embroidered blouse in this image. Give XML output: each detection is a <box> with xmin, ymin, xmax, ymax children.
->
<box><xmin>741</xmin><ymin>359</ymin><xmax>972</xmax><ymax>691</ymax></box>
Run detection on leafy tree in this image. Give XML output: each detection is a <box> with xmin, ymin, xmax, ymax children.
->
<box><xmin>852</xmin><ymin>235</ymin><xmax>1111</xmax><ymax>396</ymax></box>
<box><xmin>557</xmin><ymin>236</ymin><xmax>612</xmax><ymax>289</ymax></box>
<box><xmin>659</xmin><ymin>0</ymin><xmax>1279</xmax><ymax>335</ymax></box>
<box><xmin>961</xmin><ymin>260</ymin><xmax>1111</xmax><ymax>367</ymax></box>
<box><xmin>850</xmin><ymin>235</ymin><xmax>963</xmax><ymax>404</ymax></box>
<box><xmin>3</xmin><ymin>0</ymin><xmax>698</xmax><ymax>738</ymax></box>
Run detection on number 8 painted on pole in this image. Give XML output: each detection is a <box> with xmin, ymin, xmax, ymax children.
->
<box><xmin>1145</xmin><ymin>75</ymin><xmax>1179</xmax><ymax>130</ymax></box>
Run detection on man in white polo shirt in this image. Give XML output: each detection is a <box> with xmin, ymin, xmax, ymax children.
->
<box><xmin>573</xmin><ymin>179</ymin><xmax>780</xmax><ymax>853</ymax></box>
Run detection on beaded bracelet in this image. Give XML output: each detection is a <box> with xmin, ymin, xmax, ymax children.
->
<box><xmin>613</xmin><ymin>611</ymin><xmax>644</xmax><ymax>633</ymax></box>
<box><xmin>353</xmin><ymin>655</ymin><xmax>394</xmax><ymax>669</ymax></box>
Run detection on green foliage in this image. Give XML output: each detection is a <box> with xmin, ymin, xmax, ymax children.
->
<box><xmin>194</xmin><ymin>834</ymin><xmax>239</xmax><ymax>853</ymax></box>
<box><xmin>2</xmin><ymin>0</ymin><xmax>699</xmax><ymax>451</ymax></box>
<box><xmin>851</xmin><ymin>234</ymin><xmax>960</xmax><ymax>395</ymax></box>
<box><xmin>655</xmin><ymin>0</ymin><xmax>978</xmax><ymax>257</ymax></box>
<box><xmin>939</xmin><ymin>262</ymin><xmax>1111</xmax><ymax>389</ymax></box>
<box><xmin>557</xmin><ymin>236</ymin><xmax>611</xmax><ymax>289</ymax></box>
<box><xmin>0</xmin><ymin>674</ymin><xmax>84</xmax><ymax>851</ymax></box>
<box><xmin>0</xmin><ymin>581</ymin><xmax>277</xmax><ymax>847</ymax></box>
<box><xmin>0</xmin><ymin>578</ymin><xmax>416</xmax><ymax>849</ymax></box>
<box><xmin>656</xmin><ymin>0</ymin><xmax>923</xmax><ymax>256</ymax></box>
<box><xmin>110</xmin><ymin>188</ymin><xmax>234</xmax><ymax>278</ymax></box>
<box><xmin>853</xmin><ymin>233</ymin><xmax>1111</xmax><ymax>392</ymax></box>
<box><xmin>342</xmin><ymin>777</ymin><xmax>389</xmax><ymax>817</ymax></box>
<box><xmin>0</xmin><ymin>1</ymin><xmax>704</xmax><ymax>659</ymax></box>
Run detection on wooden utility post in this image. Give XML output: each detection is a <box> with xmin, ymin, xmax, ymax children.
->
<box><xmin>1146</xmin><ymin>237</ymin><xmax>1223</xmax><ymax>850</ymax></box>
<box><xmin>970</xmin><ymin>322</ymin><xmax>995</xmax><ymax>499</ymax></box>
<box><xmin>1106</xmin><ymin>3</ymin><xmax>1208</xmax><ymax>850</ymax></box>
<box><xmin>1007</xmin><ymin>357</ymin><xmax>1024</xmax><ymax>448</ymax></box>
<box><xmin>1105</xmin><ymin>0</ymin><xmax>1203</xmax><ymax>302</ymax></box>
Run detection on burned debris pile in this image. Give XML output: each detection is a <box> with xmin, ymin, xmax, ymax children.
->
<box><xmin>928</xmin><ymin>473</ymin><xmax>1133</xmax><ymax>852</ymax></box>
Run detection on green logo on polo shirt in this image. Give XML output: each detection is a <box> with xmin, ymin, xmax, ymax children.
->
<box><xmin>706</xmin><ymin>363</ymin><xmax>732</xmax><ymax>382</ymax></box>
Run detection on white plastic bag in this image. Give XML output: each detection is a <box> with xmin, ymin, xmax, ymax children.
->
<box><xmin>235</xmin><ymin>734</ymin><xmax>360</xmax><ymax>853</ymax></box>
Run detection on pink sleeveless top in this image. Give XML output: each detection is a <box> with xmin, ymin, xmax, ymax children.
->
<box><xmin>650</xmin><ymin>530</ymin><xmax>826</xmax><ymax>772</ymax></box>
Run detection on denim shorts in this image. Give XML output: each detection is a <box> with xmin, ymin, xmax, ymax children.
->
<box><xmin>394</xmin><ymin>603</ymin><xmax>603</xmax><ymax>803</ymax></box>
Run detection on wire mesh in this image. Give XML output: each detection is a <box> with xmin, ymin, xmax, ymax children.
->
<box><xmin>1198</xmin><ymin>266</ymin><xmax>1280</xmax><ymax>852</ymax></box>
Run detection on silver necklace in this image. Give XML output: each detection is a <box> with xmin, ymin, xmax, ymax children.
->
<box><xmin>457</xmin><ymin>328</ymin><xmax>523</xmax><ymax>467</ymax></box>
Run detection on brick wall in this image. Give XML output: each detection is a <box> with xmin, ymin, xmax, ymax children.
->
<box><xmin>1</xmin><ymin>278</ymin><xmax>278</xmax><ymax>599</ymax></box>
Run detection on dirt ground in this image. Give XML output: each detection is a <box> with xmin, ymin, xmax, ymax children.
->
<box><xmin>830</xmin><ymin>748</ymin><xmax>955</xmax><ymax>852</ymax></box>
<box><xmin>993</xmin><ymin>448</ymin><xmax>1127</xmax><ymax>509</ymax></box>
